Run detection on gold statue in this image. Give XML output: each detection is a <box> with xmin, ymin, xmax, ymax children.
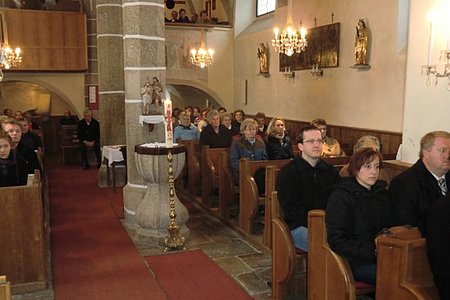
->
<box><xmin>257</xmin><ymin>43</ymin><xmax>269</xmax><ymax>74</ymax></box>
<box><xmin>355</xmin><ymin>19</ymin><xmax>369</xmax><ymax>65</ymax></box>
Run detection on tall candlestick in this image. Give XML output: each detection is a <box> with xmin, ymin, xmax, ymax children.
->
<box><xmin>427</xmin><ymin>20</ymin><xmax>433</xmax><ymax>65</ymax></box>
<box><xmin>164</xmin><ymin>99</ymin><xmax>173</xmax><ymax>147</ymax></box>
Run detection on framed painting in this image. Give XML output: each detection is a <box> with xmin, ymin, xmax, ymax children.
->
<box><xmin>280</xmin><ymin>22</ymin><xmax>340</xmax><ymax>71</ymax></box>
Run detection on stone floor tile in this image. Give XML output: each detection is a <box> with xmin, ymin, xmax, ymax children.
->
<box><xmin>213</xmin><ymin>256</ymin><xmax>253</xmax><ymax>275</ymax></box>
<box><xmin>198</xmin><ymin>238</ymin><xmax>261</xmax><ymax>259</ymax></box>
<box><xmin>235</xmin><ymin>271</ymin><xmax>271</xmax><ymax>296</ymax></box>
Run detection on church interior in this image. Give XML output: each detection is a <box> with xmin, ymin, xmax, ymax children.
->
<box><xmin>0</xmin><ymin>0</ymin><xmax>449</xmax><ymax>299</ymax></box>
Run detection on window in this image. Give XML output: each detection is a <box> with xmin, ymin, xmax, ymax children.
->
<box><xmin>256</xmin><ymin>0</ymin><xmax>276</xmax><ymax>17</ymax></box>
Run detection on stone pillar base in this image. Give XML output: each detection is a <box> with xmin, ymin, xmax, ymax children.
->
<box><xmin>121</xmin><ymin>220</ymin><xmax>190</xmax><ymax>247</ymax></box>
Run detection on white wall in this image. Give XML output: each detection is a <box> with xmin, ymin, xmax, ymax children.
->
<box><xmin>401</xmin><ymin>0</ymin><xmax>450</xmax><ymax>162</ymax></box>
<box><xmin>233</xmin><ymin>0</ymin><xmax>405</xmax><ymax>132</ymax></box>
<box><xmin>5</xmin><ymin>73</ymin><xmax>86</xmax><ymax>117</ymax></box>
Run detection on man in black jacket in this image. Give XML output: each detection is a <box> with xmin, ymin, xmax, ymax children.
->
<box><xmin>426</xmin><ymin>194</ymin><xmax>450</xmax><ymax>300</ymax></box>
<box><xmin>276</xmin><ymin>125</ymin><xmax>340</xmax><ymax>251</ymax></box>
<box><xmin>77</xmin><ymin>109</ymin><xmax>101</xmax><ymax>169</ymax></box>
<box><xmin>389</xmin><ymin>131</ymin><xmax>450</xmax><ymax>234</ymax></box>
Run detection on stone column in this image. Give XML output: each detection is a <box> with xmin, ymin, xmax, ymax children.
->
<box><xmin>97</xmin><ymin>0</ymin><xmax>126</xmax><ymax>146</ymax></box>
<box><xmin>120</xmin><ymin>0</ymin><xmax>189</xmax><ymax>245</ymax></box>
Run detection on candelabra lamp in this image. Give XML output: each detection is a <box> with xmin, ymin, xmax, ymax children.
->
<box><xmin>190</xmin><ymin>29</ymin><xmax>214</xmax><ymax>68</ymax></box>
<box><xmin>271</xmin><ymin>0</ymin><xmax>307</xmax><ymax>57</ymax></box>
<box><xmin>311</xmin><ymin>63</ymin><xmax>323</xmax><ymax>79</ymax></box>
<box><xmin>422</xmin><ymin>50</ymin><xmax>450</xmax><ymax>90</ymax></box>
<box><xmin>282</xmin><ymin>66</ymin><xmax>295</xmax><ymax>79</ymax></box>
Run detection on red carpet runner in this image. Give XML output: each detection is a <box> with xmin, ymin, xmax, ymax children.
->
<box><xmin>145</xmin><ymin>249</ymin><xmax>253</xmax><ymax>300</ymax></box>
<box><xmin>49</xmin><ymin>166</ymin><xmax>167</xmax><ymax>299</ymax></box>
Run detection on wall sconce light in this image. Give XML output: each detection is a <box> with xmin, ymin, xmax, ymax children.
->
<box><xmin>422</xmin><ymin>50</ymin><xmax>450</xmax><ymax>90</ymax></box>
<box><xmin>311</xmin><ymin>63</ymin><xmax>323</xmax><ymax>79</ymax></box>
<box><xmin>421</xmin><ymin>11</ymin><xmax>450</xmax><ymax>91</ymax></box>
<box><xmin>283</xmin><ymin>66</ymin><xmax>295</xmax><ymax>79</ymax></box>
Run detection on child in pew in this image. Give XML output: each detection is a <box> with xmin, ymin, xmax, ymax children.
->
<box><xmin>230</xmin><ymin>118</ymin><xmax>267</xmax><ymax>193</ymax></box>
<box><xmin>0</xmin><ymin>130</ymin><xmax>28</xmax><ymax>187</ymax></box>
<box><xmin>326</xmin><ymin>148</ymin><xmax>392</xmax><ymax>285</ymax></box>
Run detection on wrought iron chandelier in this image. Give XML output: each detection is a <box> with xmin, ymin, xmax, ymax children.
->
<box><xmin>190</xmin><ymin>29</ymin><xmax>214</xmax><ymax>68</ymax></box>
<box><xmin>271</xmin><ymin>0</ymin><xmax>307</xmax><ymax>56</ymax></box>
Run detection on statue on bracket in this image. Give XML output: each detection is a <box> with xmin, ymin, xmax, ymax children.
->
<box><xmin>257</xmin><ymin>43</ymin><xmax>270</xmax><ymax>76</ymax></box>
<box><xmin>354</xmin><ymin>19</ymin><xmax>369</xmax><ymax>66</ymax></box>
<box><xmin>141</xmin><ymin>77</ymin><xmax>163</xmax><ymax>115</ymax></box>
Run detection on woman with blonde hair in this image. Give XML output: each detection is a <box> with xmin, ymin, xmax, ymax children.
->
<box><xmin>265</xmin><ymin>117</ymin><xmax>294</xmax><ymax>160</ymax></box>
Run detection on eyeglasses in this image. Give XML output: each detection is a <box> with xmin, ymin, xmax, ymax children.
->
<box><xmin>436</xmin><ymin>147</ymin><xmax>450</xmax><ymax>155</ymax></box>
<box><xmin>303</xmin><ymin>139</ymin><xmax>323</xmax><ymax>144</ymax></box>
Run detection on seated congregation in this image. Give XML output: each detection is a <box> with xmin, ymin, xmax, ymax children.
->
<box><xmin>171</xmin><ymin>107</ymin><xmax>447</xmax><ymax>299</ymax></box>
<box><xmin>2</xmin><ymin>103</ymin><xmax>447</xmax><ymax>299</ymax></box>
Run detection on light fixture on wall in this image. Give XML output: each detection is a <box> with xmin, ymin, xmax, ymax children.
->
<box><xmin>422</xmin><ymin>51</ymin><xmax>450</xmax><ymax>90</ymax></box>
<box><xmin>421</xmin><ymin>10</ymin><xmax>450</xmax><ymax>91</ymax></box>
<box><xmin>190</xmin><ymin>29</ymin><xmax>214</xmax><ymax>68</ymax></box>
<box><xmin>271</xmin><ymin>0</ymin><xmax>308</xmax><ymax>56</ymax></box>
<box><xmin>283</xmin><ymin>66</ymin><xmax>295</xmax><ymax>79</ymax></box>
<box><xmin>311</xmin><ymin>63</ymin><xmax>323</xmax><ymax>79</ymax></box>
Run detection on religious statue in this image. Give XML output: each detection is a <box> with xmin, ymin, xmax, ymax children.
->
<box><xmin>151</xmin><ymin>77</ymin><xmax>163</xmax><ymax>106</ymax></box>
<box><xmin>141</xmin><ymin>80</ymin><xmax>152</xmax><ymax>115</ymax></box>
<box><xmin>257</xmin><ymin>43</ymin><xmax>269</xmax><ymax>74</ymax></box>
<box><xmin>354</xmin><ymin>19</ymin><xmax>369</xmax><ymax>65</ymax></box>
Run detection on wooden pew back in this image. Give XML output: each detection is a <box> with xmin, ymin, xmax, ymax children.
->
<box><xmin>0</xmin><ymin>276</ymin><xmax>11</xmax><ymax>300</ymax></box>
<box><xmin>218</xmin><ymin>150</ymin><xmax>236</xmax><ymax>219</ymax></box>
<box><xmin>239</xmin><ymin>158</ymin><xmax>291</xmax><ymax>234</ymax></box>
<box><xmin>308</xmin><ymin>210</ymin><xmax>374</xmax><ymax>300</ymax></box>
<box><xmin>176</xmin><ymin>139</ymin><xmax>201</xmax><ymax>195</ymax></box>
<box><xmin>264</xmin><ymin>166</ymin><xmax>280</xmax><ymax>249</ymax></box>
<box><xmin>59</xmin><ymin>124</ymin><xmax>79</xmax><ymax>164</ymax></box>
<box><xmin>0</xmin><ymin>172</ymin><xmax>47</xmax><ymax>294</ymax></box>
<box><xmin>201</xmin><ymin>145</ymin><xmax>230</xmax><ymax>209</ymax></box>
<box><xmin>271</xmin><ymin>191</ymin><xmax>307</xmax><ymax>300</ymax></box>
<box><xmin>376</xmin><ymin>230</ymin><xmax>439</xmax><ymax>300</ymax></box>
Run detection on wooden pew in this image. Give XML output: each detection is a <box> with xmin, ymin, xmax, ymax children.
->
<box><xmin>252</xmin><ymin>156</ymin><xmax>349</xmax><ymax>244</ymax></box>
<box><xmin>263</xmin><ymin>165</ymin><xmax>280</xmax><ymax>249</ymax></box>
<box><xmin>0</xmin><ymin>276</ymin><xmax>11</xmax><ymax>300</ymax></box>
<box><xmin>271</xmin><ymin>191</ymin><xmax>307</xmax><ymax>300</ymax></box>
<box><xmin>0</xmin><ymin>172</ymin><xmax>48</xmax><ymax>294</ymax></box>
<box><xmin>59</xmin><ymin>124</ymin><xmax>79</xmax><ymax>165</ymax></box>
<box><xmin>239</xmin><ymin>158</ymin><xmax>291</xmax><ymax>235</ymax></box>
<box><xmin>200</xmin><ymin>145</ymin><xmax>230</xmax><ymax>209</ymax></box>
<box><xmin>218</xmin><ymin>150</ymin><xmax>237</xmax><ymax>219</ymax></box>
<box><xmin>176</xmin><ymin>139</ymin><xmax>201</xmax><ymax>196</ymax></box>
<box><xmin>375</xmin><ymin>229</ymin><xmax>440</xmax><ymax>300</ymax></box>
<box><xmin>383</xmin><ymin>160</ymin><xmax>412</xmax><ymax>182</ymax></box>
<box><xmin>308</xmin><ymin>209</ymin><xmax>375</xmax><ymax>300</ymax></box>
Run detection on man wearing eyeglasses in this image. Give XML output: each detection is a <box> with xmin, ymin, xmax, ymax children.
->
<box><xmin>276</xmin><ymin>125</ymin><xmax>340</xmax><ymax>252</ymax></box>
<box><xmin>390</xmin><ymin>131</ymin><xmax>450</xmax><ymax>235</ymax></box>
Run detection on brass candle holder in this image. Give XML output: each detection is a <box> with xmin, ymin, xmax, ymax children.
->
<box><xmin>163</xmin><ymin>150</ymin><xmax>186</xmax><ymax>252</ymax></box>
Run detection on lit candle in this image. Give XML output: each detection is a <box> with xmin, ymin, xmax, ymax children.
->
<box><xmin>428</xmin><ymin>20</ymin><xmax>433</xmax><ymax>65</ymax></box>
<box><xmin>164</xmin><ymin>99</ymin><xmax>173</xmax><ymax>147</ymax></box>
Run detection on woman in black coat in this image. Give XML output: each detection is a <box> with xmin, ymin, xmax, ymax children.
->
<box><xmin>326</xmin><ymin>148</ymin><xmax>392</xmax><ymax>285</ymax></box>
<box><xmin>265</xmin><ymin>117</ymin><xmax>294</xmax><ymax>160</ymax></box>
<box><xmin>0</xmin><ymin>131</ymin><xmax>28</xmax><ymax>187</ymax></box>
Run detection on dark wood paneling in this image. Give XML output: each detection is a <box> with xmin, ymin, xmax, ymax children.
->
<box><xmin>253</xmin><ymin>115</ymin><xmax>402</xmax><ymax>156</ymax></box>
